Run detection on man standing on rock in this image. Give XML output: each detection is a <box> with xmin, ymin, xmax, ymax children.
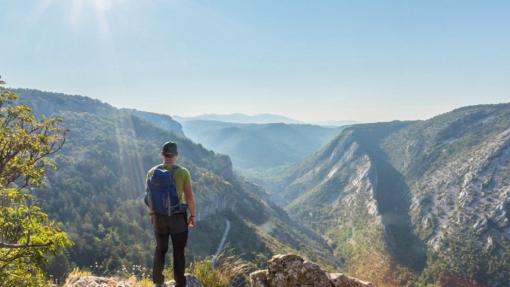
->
<box><xmin>145</xmin><ymin>141</ymin><xmax>196</xmax><ymax>287</ymax></box>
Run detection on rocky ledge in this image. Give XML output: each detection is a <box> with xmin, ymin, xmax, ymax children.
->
<box><xmin>64</xmin><ymin>254</ymin><xmax>371</xmax><ymax>287</ymax></box>
<box><xmin>64</xmin><ymin>274</ymin><xmax>201</xmax><ymax>287</ymax></box>
<box><xmin>250</xmin><ymin>254</ymin><xmax>373</xmax><ymax>287</ymax></box>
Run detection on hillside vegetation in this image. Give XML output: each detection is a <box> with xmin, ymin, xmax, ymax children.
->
<box><xmin>276</xmin><ymin>104</ymin><xmax>510</xmax><ymax>286</ymax></box>
<box><xmin>13</xmin><ymin>89</ymin><xmax>339</xmax><ymax>283</ymax></box>
<box><xmin>6</xmin><ymin>88</ymin><xmax>510</xmax><ymax>286</ymax></box>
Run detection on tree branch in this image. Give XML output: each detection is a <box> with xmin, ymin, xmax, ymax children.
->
<box><xmin>0</xmin><ymin>241</ymin><xmax>53</xmax><ymax>249</ymax></box>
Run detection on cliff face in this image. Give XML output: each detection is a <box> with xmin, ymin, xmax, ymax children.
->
<box><xmin>380</xmin><ymin>105</ymin><xmax>510</xmax><ymax>250</ymax></box>
<box><xmin>277</xmin><ymin>104</ymin><xmax>510</xmax><ymax>285</ymax></box>
<box><xmin>279</xmin><ymin>124</ymin><xmax>419</xmax><ymax>284</ymax></box>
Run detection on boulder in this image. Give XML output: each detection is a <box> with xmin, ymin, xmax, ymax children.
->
<box><xmin>266</xmin><ymin>254</ymin><xmax>332</xmax><ymax>287</ymax></box>
<box><xmin>249</xmin><ymin>254</ymin><xmax>373</xmax><ymax>287</ymax></box>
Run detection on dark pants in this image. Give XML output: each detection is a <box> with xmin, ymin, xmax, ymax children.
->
<box><xmin>153</xmin><ymin>213</ymin><xmax>188</xmax><ymax>286</ymax></box>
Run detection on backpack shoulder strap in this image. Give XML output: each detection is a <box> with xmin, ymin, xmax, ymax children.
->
<box><xmin>169</xmin><ymin>164</ymin><xmax>179</xmax><ymax>180</ymax></box>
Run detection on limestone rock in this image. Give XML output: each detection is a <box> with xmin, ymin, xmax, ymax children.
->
<box><xmin>266</xmin><ymin>254</ymin><xmax>332</xmax><ymax>287</ymax></box>
<box><xmin>64</xmin><ymin>273</ymin><xmax>202</xmax><ymax>287</ymax></box>
<box><xmin>166</xmin><ymin>274</ymin><xmax>202</xmax><ymax>287</ymax></box>
<box><xmin>329</xmin><ymin>273</ymin><xmax>373</xmax><ymax>287</ymax></box>
<box><xmin>250</xmin><ymin>270</ymin><xmax>269</xmax><ymax>287</ymax></box>
<box><xmin>64</xmin><ymin>275</ymin><xmax>133</xmax><ymax>287</ymax></box>
<box><xmin>250</xmin><ymin>254</ymin><xmax>373</xmax><ymax>287</ymax></box>
<box><xmin>229</xmin><ymin>273</ymin><xmax>249</xmax><ymax>287</ymax></box>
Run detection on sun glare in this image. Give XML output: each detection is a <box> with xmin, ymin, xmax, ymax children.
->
<box><xmin>93</xmin><ymin>0</ymin><xmax>124</xmax><ymax>12</ymax></box>
<box><xmin>69</xmin><ymin>0</ymin><xmax>124</xmax><ymax>22</ymax></box>
<box><xmin>68</xmin><ymin>0</ymin><xmax>126</xmax><ymax>41</ymax></box>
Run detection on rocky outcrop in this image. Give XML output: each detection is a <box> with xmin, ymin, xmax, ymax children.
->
<box><xmin>64</xmin><ymin>273</ymin><xmax>202</xmax><ymax>287</ymax></box>
<box><xmin>250</xmin><ymin>270</ymin><xmax>270</xmax><ymax>287</ymax></box>
<box><xmin>64</xmin><ymin>275</ymin><xmax>133</xmax><ymax>287</ymax></box>
<box><xmin>63</xmin><ymin>256</ymin><xmax>370</xmax><ymax>287</ymax></box>
<box><xmin>249</xmin><ymin>254</ymin><xmax>372</xmax><ymax>287</ymax></box>
<box><xmin>329</xmin><ymin>273</ymin><xmax>374</xmax><ymax>287</ymax></box>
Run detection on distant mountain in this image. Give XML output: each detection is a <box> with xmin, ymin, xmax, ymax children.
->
<box><xmin>311</xmin><ymin>120</ymin><xmax>358</xmax><ymax>127</ymax></box>
<box><xmin>274</xmin><ymin>103</ymin><xmax>510</xmax><ymax>286</ymax></box>
<box><xmin>174</xmin><ymin>113</ymin><xmax>301</xmax><ymax>124</ymax></box>
<box><xmin>14</xmin><ymin>89</ymin><xmax>339</xmax><ymax>279</ymax></box>
<box><xmin>179</xmin><ymin>119</ymin><xmax>344</xmax><ymax>169</ymax></box>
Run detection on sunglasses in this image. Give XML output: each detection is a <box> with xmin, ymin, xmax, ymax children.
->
<box><xmin>163</xmin><ymin>153</ymin><xmax>176</xmax><ymax>158</ymax></box>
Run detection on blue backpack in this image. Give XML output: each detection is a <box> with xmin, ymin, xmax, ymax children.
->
<box><xmin>144</xmin><ymin>165</ymin><xmax>187</xmax><ymax>215</ymax></box>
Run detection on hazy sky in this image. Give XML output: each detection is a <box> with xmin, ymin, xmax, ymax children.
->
<box><xmin>1</xmin><ymin>0</ymin><xmax>509</xmax><ymax>122</ymax></box>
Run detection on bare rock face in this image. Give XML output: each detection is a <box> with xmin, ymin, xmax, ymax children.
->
<box><xmin>64</xmin><ymin>275</ymin><xmax>133</xmax><ymax>287</ymax></box>
<box><xmin>250</xmin><ymin>254</ymin><xmax>372</xmax><ymax>287</ymax></box>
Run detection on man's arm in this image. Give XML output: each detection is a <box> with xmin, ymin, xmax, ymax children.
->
<box><xmin>145</xmin><ymin>169</ymin><xmax>156</xmax><ymax>224</ymax></box>
<box><xmin>184</xmin><ymin>182</ymin><xmax>196</xmax><ymax>227</ymax></box>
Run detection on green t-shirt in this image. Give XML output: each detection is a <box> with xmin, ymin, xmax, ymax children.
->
<box><xmin>146</xmin><ymin>164</ymin><xmax>191</xmax><ymax>203</ymax></box>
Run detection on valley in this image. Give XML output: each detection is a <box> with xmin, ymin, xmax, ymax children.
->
<box><xmin>6</xmin><ymin>88</ymin><xmax>510</xmax><ymax>286</ymax></box>
<box><xmin>180</xmin><ymin>103</ymin><xmax>510</xmax><ymax>286</ymax></box>
<box><xmin>3</xmin><ymin>1</ymin><xmax>509</xmax><ymax>286</ymax></box>
<box><xmin>14</xmin><ymin>89</ymin><xmax>339</xmax><ymax>283</ymax></box>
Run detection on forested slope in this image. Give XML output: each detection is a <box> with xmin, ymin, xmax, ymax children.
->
<box><xmin>15</xmin><ymin>89</ymin><xmax>338</xmax><ymax>281</ymax></box>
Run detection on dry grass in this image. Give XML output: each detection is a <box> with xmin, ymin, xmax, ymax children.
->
<box><xmin>67</xmin><ymin>267</ymin><xmax>93</xmax><ymax>277</ymax></box>
<box><xmin>132</xmin><ymin>277</ymin><xmax>154</xmax><ymax>287</ymax></box>
<box><xmin>62</xmin><ymin>251</ymin><xmax>252</xmax><ymax>287</ymax></box>
<box><xmin>188</xmin><ymin>252</ymin><xmax>252</xmax><ymax>287</ymax></box>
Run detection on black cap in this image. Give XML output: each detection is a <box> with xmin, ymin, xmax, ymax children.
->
<box><xmin>162</xmin><ymin>141</ymin><xmax>178</xmax><ymax>155</ymax></box>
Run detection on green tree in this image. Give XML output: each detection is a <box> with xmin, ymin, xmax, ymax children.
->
<box><xmin>0</xmin><ymin>80</ymin><xmax>72</xmax><ymax>286</ymax></box>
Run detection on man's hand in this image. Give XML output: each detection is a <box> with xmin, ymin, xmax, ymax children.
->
<box><xmin>183</xmin><ymin>182</ymin><xmax>196</xmax><ymax>229</ymax></box>
<box><xmin>150</xmin><ymin>213</ymin><xmax>156</xmax><ymax>225</ymax></box>
<box><xmin>188</xmin><ymin>215</ymin><xmax>195</xmax><ymax>228</ymax></box>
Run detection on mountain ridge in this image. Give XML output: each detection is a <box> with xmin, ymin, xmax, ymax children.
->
<box><xmin>174</xmin><ymin>113</ymin><xmax>301</xmax><ymax>124</ymax></box>
<box><xmin>179</xmin><ymin>119</ymin><xmax>344</xmax><ymax>169</ymax></box>
<box><xmin>274</xmin><ymin>102</ymin><xmax>510</xmax><ymax>286</ymax></box>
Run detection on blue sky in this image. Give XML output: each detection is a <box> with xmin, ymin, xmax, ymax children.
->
<box><xmin>1</xmin><ymin>0</ymin><xmax>509</xmax><ymax>122</ymax></box>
